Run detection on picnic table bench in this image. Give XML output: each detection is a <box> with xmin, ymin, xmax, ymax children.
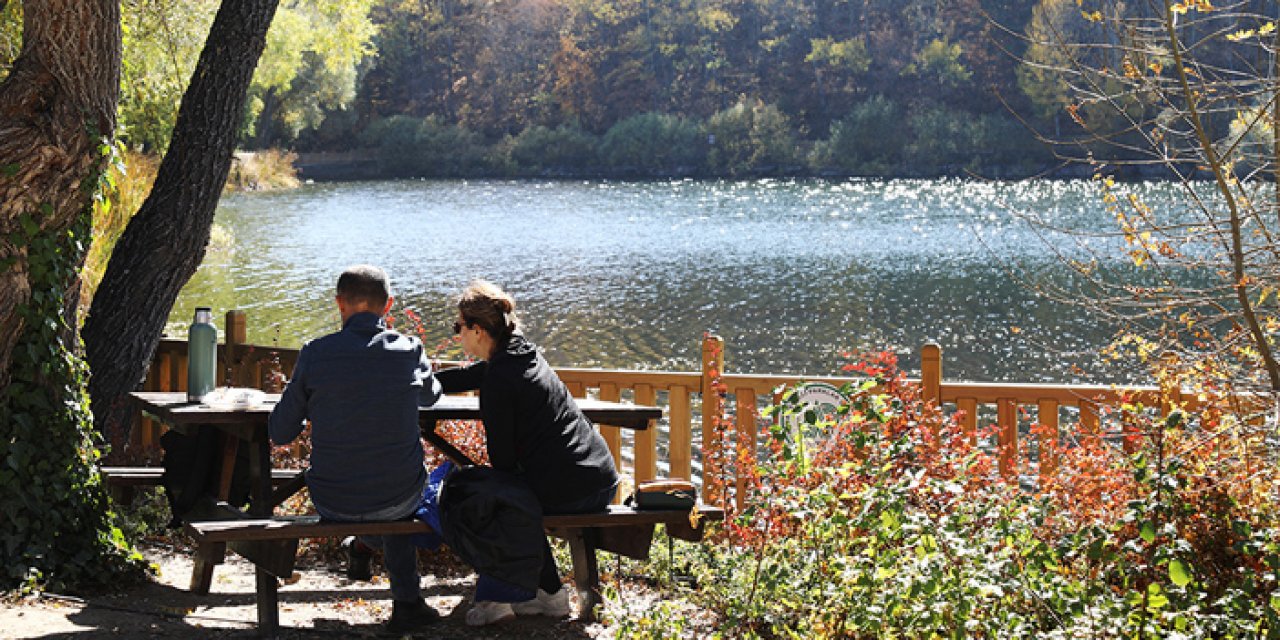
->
<box><xmin>100</xmin><ymin>466</ymin><xmax>303</xmax><ymax>503</ymax></box>
<box><xmin>185</xmin><ymin>503</ymin><xmax>724</xmax><ymax>636</ymax></box>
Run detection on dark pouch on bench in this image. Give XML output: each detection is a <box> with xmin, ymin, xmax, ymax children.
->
<box><xmin>160</xmin><ymin>429</ymin><xmax>251</xmax><ymax>526</ymax></box>
<box><xmin>630</xmin><ymin>479</ymin><xmax>696</xmax><ymax>510</ymax></box>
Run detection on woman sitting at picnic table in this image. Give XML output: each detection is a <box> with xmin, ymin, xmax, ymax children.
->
<box><xmin>435</xmin><ymin>279</ymin><xmax>621</xmax><ymax>626</ymax></box>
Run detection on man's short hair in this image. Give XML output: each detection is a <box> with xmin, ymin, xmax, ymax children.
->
<box><xmin>336</xmin><ymin>265</ymin><xmax>391</xmax><ymax>308</ymax></box>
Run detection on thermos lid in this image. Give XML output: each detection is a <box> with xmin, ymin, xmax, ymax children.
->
<box><xmin>196</xmin><ymin>306</ymin><xmax>212</xmax><ymax>312</ymax></box>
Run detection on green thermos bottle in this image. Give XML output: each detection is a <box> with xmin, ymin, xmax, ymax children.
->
<box><xmin>187</xmin><ymin>307</ymin><xmax>217</xmax><ymax>401</ymax></box>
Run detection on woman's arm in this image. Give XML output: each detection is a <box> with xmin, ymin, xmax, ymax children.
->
<box><xmin>435</xmin><ymin>360</ymin><xmax>487</xmax><ymax>393</ymax></box>
<box><xmin>481</xmin><ymin>389</ymin><xmax>519</xmax><ymax>471</ymax></box>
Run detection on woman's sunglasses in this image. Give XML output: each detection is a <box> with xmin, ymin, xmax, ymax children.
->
<box><xmin>452</xmin><ymin>320</ymin><xmax>466</xmax><ymax>335</ymax></box>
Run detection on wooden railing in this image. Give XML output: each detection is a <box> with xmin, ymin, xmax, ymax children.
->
<box><xmin>137</xmin><ymin>311</ymin><xmax>1173</xmax><ymax>508</ymax></box>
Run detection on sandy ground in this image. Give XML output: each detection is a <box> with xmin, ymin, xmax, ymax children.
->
<box><xmin>0</xmin><ymin>540</ymin><xmax>700</xmax><ymax>639</ymax></box>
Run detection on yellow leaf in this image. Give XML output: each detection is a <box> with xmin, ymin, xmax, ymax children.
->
<box><xmin>1082</xmin><ymin>10</ymin><xmax>1103</xmax><ymax>21</ymax></box>
<box><xmin>1123</xmin><ymin>58</ymin><xmax>1139</xmax><ymax>78</ymax></box>
<box><xmin>1261</xmin><ymin>22</ymin><xmax>1276</xmax><ymax>35</ymax></box>
<box><xmin>1228</xmin><ymin>29</ymin><xmax>1256</xmax><ymax>42</ymax></box>
<box><xmin>1148</xmin><ymin>61</ymin><xmax>1163</xmax><ymax>75</ymax></box>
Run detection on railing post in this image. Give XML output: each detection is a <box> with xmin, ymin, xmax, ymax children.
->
<box><xmin>733</xmin><ymin>388</ymin><xmax>757</xmax><ymax>512</ymax></box>
<box><xmin>921</xmin><ymin>342</ymin><xmax>941</xmax><ymax>407</ymax></box>
<box><xmin>225</xmin><ymin>310</ymin><xmax>248</xmax><ymax>387</ymax></box>
<box><xmin>921</xmin><ymin>343</ymin><xmax>942</xmax><ymax>443</ymax></box>
<box><xmin>700</xmin><ymin>334</ymin><xmax>725</xmax><ymax>505</ymax></box>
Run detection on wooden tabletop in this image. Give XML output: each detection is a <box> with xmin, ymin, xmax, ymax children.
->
<box><xmin>129</xmin><ymin>390</ymin><xmax>661</xmax><ymax>430</ymax></box>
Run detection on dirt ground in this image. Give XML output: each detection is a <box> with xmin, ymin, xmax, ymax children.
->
<box><xmin>0</xmin><ymin>540</ymin><xmax>706</xmax><ymax>639</ymax></box>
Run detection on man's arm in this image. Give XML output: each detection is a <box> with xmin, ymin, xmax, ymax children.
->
<box><xmin>268</xmin><ymin>348</ymin><xmax>310</xmax><ymax>445</ymax></box>
<box><xmin>417</xmin><ymin>344</ymin><xmax>443</xmax><ymax>407</ymax></box>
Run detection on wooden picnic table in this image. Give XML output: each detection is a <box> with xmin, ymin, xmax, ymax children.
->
<box><xmin>127</xmin><ymin>390</ymin><xmax>663</xmax><ymax>591</ymax></box>
<box><xmin>129</xmin><ymin>390</ymin><xmax>660</xmax><ymax>511</ymax></box>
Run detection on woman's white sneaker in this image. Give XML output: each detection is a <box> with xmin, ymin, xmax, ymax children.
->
<box><xmin>511</xmin><ymin>588</ymin><xmax>571</xmax><ymax>617</ymax></box>
<box><xmin>465</xmin><ymin>601</ymin><xmax>516</xmax><ymax>626</ymax></box>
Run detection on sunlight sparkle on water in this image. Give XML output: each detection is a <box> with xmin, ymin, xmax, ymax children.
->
<box><xmin>172</xmin><ymin>178</ymin><xmax>1193</xmax><ymax>383</ymax></box>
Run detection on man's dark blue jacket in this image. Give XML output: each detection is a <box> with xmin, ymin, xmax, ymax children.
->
<box><xmin>269</xmin><ymin>312</ymin><xmax>442</xmax><ymax>518</ymax></box>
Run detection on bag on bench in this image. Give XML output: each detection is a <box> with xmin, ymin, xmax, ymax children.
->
<box><xmin>160</xmin><ymin>429</ymin><xmax>251</xmax><ymax>526</ymax></box>
<box><xmin>629</xmin><ymin>479</ymin><xmax>696</xmax><ymax>510</ymax></box>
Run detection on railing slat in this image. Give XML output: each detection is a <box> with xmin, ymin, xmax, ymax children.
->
<box><xmin>997</xmin><ymin>398</ymin><xmax>1017</xmax><ymax>479</ymax></box>
<box><xmin>957</xmin><ymin>397</ymin><xmax>978</xmax><ymax>445</ymax></box>
<box><xmin>633</xmin><ymin>383</ymin><xmax>657</xmax><ymax>483</ymax></box>
<box><xmin>1038</xmin><ymin>398</ymin><xmax>1059</xmax><ymax>480</ymax></box>
<box><xmin>669</xmin><ymin>385</ymin><xmax>692</xmax><ymax>483</ymax></box>
<box><xmin>733</xmin><ymin>388</ymin><xmax>757</xmax><ymax>511</ymax></box>
<box><xmin>597</xmin><ymin>382</ymin><xmax>623</xmax><ymax>474</ymax></box>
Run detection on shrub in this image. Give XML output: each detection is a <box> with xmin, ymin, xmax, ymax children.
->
<box><xmin>705</xmin><ymin>99</ymin><xmax>796</xmax><ymax>176</ymax></box>
<box><xmin>413</xmin><ymin>116</ymin><xmax>488</xmax><ymax>176</ymax></box>
<box><xmin>617</xmin><ymin>351</ymin><xmax>1280</xmax><ymax>638</ymax></box>
<box><xmin>360</xmin><ymin>115</ymin><xmax>422</xmax><ymax>177</ymax></box>
<box><xmin>811</xmin><ymin>95</ymin><xmax>904</xmax><ymax>175</ymax></box>
<box><xmin>361</xmin><ymin>115</ymin><xmax>488</xmax><ymax>177</ymax></box>
<box><xmin>599</xmin><ymin>112</ymin><xmax>706</xmax><ymax>175</ymax></box>
<box><xmin>226</xmin><ymin>149</ymin><xmax>300</xmax><ymax>192</ymax></box>
<box><xmin>507</xmin><ymin>124</ymin><xmax>599</xmax><ymax>174</ymax></box>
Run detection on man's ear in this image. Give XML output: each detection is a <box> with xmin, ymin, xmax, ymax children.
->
<box><xmin>381</xmin><ymin>296</ymin><xmax>395</xmax><ymax>316</ymax></box>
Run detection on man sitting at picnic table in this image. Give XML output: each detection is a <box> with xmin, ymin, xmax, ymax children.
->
<box><xmin>268</xmin><ymin>264</ymin><xmax>443</xmax><ymax>634</ymax></box>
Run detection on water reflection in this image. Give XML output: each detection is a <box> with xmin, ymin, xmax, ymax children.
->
<box><xmin>168</xmin><ymin>178</ymin><xmax>1192</xmax><ymax>383</ymax></box>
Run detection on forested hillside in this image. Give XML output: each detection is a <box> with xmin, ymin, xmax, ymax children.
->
<box><xmin>1</xmin><ymin>1</ymin><xmax>1271</xmax><ymax>177</ymax></box>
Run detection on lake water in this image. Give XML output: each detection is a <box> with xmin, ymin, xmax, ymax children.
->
<box><xmin>169</xmin><ymin>178</ymin><xmax>1189</xmax><ymax>383</ymax></box>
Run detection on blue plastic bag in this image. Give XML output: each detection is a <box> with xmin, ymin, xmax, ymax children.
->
<box><xmin>410</xmin><ymin>460</ymin><xmax>454</xmax><ymax>549</ymax></box>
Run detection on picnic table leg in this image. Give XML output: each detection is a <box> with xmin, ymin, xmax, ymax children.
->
<box><xmin>216</xmin><ymin>432</ymin><xmax>239</xmax><ymax>502</ymax></box>
<box><xmin>190</xmin><ymin>541</ymin><xmax>225</xmax><ymax>594</ymax></box>
<box><xmin>249</xmin><ymin>437</ymin><xmax>273</xmax><ymax>516</ymax></box>
<box><xmin>565</xmin><ymin>528</ymin><xmax>602</xmax><ymax>621</ymax></box>
<box><xmin>256</xmin><ymin>567</ymin><xmax>280</xmax><ymax>637</ymax></box>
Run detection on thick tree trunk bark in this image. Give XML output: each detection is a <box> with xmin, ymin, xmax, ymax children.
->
<box><xmin>83</xmin><ymin>0</ymin><xmax>281</xmax><ymax>444</ymax></box>
<box><xmin>0</xmin><ymin>0</ymin><xmax>120</xmax><ymax>394</ymax></box>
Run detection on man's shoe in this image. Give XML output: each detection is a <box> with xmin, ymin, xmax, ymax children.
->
<box><xmin>465</xmin><ymin>601</ymin><xmax>516</xmax><ymax>626</ymax></box>
<box><xmin>385</xmin><ymin>598</ymin><xmax>440</xmax><ymax>633</ymax></box>
<box><xmin>511</xmin><ymin>588</ymin><xmax>571</xmax><ymax>617</ymax></box>
<box><xmin>344</xmin><ymin>536</ymin><xmax>374</xmax><ymax>581</ymax></box>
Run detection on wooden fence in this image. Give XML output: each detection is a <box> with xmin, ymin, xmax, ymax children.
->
<box><xmin>136</xmin><ymin>311</ymin><xmax>1175</xmax><ymax>509</ymax></box>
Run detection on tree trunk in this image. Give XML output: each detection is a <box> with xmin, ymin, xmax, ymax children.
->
<box><xmin>83</xmin><ymin>0</ymin><xmax>281</xmax><ymax>446</ymax></box>
<box><xmin>0</xmin><ymin>0</ymin><xmax>149</xmax><ymax>592</ymax></box>
<box><xmin>0</xmin><ymin>0</ymin><xmax>119</xmax><ymax>395</ymax></box>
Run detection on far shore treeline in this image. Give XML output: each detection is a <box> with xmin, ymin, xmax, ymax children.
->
<box><xmin>0</xmin><ymin>1</ymin><xmax>1218</xmax><ymax>179</ymax></box>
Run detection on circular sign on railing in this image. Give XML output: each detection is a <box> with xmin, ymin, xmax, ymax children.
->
<box><xmin>779</xmin><ymin>382</ymin><xmax>850</xmax><ymax>470</ymax></box>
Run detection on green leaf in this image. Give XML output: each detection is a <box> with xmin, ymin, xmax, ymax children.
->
<box><xmin>1146</xmin><ymin>581</ymin><xmax>1167</xmax><ymax>609</ymax></box>
<box><xmin>1140</xmin><ymin>521</ymin><xmax>1156</xmax><ymax>544</ymax></box>
<box><xmin>1169</xmin><ymin>558</ymin><xmax>1192</xmax><ymax>586</ymax></box>
<box><xmin>1</xmin><ymin>163</ymin><xmax>19</xmax><ymax>176</ymax></box>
